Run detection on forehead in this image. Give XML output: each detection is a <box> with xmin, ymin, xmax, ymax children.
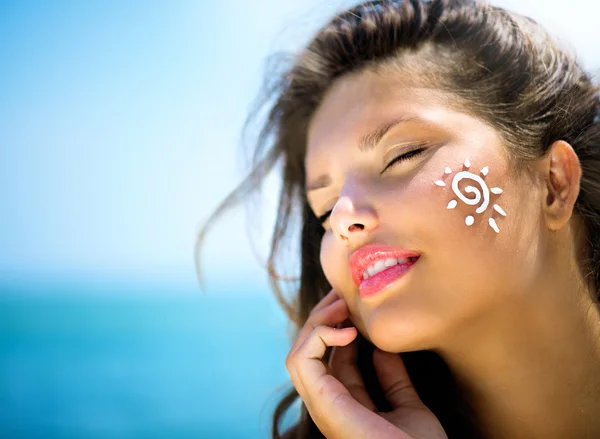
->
<box><xmin>305</xmin><ymin>70</ymin><xmax>459</xmax><ymax>165</ymax></box>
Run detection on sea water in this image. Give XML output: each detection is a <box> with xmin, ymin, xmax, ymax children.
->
<box><xmin>0</xmin><ymin>281</ymin><xmax>298</xmax><ymax>439</ymax></box>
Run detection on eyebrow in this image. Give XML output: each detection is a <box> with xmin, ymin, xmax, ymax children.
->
<box><xmin>305</xmin><ymin>116</ymin><xmax>422</xmax><ymax>192</ymax></box>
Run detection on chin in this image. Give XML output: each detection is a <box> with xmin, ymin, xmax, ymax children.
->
<box><xmin>363</xmin><ymin>313</ymin><xmax>439</xmax><ymax>353</ymax></box>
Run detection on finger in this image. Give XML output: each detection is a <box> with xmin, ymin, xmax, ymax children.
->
<box><xmin>290</xmin><ymin>298</ymin><xmax>349</xmax><ymax>355</ymax></box>
<box><xmin>329</xmin><ymin>330</ymin><xmax>376</xmax><ymax>411</ymax></box>
<box><xmin>295</xmin><ymin>324</ymin><xmax>357</xmax><ymax>411</ymax></box>
<box><xmin>295</xmin><ymin>327</ymin><xmax>402</xmax><ymax>439</ymax></box>
<box><xmin>286</xmin><ymin>298</ymin><xmax>349</xmax><ymax>399</ymax></box>
<box><xmin>372</xmin><ymin>348</ymin><xmax>424</xmax><ymax>409</ymax></box>
<box><xmin>310</xmin><ymin>289</ymin><xmax>340</xmax><ymax>316</ymax></box>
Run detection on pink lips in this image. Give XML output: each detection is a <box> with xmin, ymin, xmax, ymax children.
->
<box><xmin>349</xmin><ymin>244</ymin><xmax>420</xmax><ymax>298</ymax></box>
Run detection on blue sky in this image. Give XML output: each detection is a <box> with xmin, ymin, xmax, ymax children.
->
<box><xmin>0</xmin><ymin>0</ymin><xmax>597</xmax><ymax>292</ymax></box>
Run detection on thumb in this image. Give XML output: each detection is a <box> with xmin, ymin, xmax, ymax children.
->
<box><xmin>373</xmin><ymin>348</ymin><xmax>424</xmax><ymax>409</ymax></box>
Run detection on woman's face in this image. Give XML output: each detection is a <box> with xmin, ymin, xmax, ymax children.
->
<box><xmin>305</xmin><ymin>69</ymin><xmax>544</xmax><ymax>353</ymax></box>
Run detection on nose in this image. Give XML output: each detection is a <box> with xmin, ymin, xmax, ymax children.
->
<box><xmin>330</xmin><ymin>196</ymin><xmax>379</xmax><ymax>243</ymax></box>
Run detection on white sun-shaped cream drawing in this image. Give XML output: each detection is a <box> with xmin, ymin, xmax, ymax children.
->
<box><xmin>434</xmin><ymin>158</ymin><xmax>507</xmax><ymax>233</ymax></box>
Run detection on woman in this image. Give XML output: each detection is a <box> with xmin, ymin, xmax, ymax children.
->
<box><xmin>197</xmin><ymin>0</ymin><xmax>600</xmax><ymax>438</ymax></box>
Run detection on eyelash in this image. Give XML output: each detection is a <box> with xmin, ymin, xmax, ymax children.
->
<box><xmin>316</xmin><ymin>146</ymin><xmax>427</xmax><ymax>224</ymax></box>
<box><xmin>382</xmin><ymin>147</ymin><xmax>426</xmax><ymax>172</ymax></box>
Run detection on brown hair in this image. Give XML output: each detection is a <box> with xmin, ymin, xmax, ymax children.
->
<box><xmin>196</xmin><ymin>0</ymin><xmax>600</xmax><ymax>437</ymax></box>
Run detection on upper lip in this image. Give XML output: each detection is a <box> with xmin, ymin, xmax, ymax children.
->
<box><xmin>349</xmin><ymin>243</ymin><xmax>421</xmax><ymax>287</ymax></box>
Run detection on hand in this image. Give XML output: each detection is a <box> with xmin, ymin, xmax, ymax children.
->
<box><xmin>285</xmin><ymin>289</ymin><xmax>448</xmax><ymax>439</ymax></box>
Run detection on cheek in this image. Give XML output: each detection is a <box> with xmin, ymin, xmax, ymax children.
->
<box><xmin>418</xmin><ymin>154</ymin><xmax>515</xmax><ymax>242</ymax></box>
<box><xmin>433</xmin><ymin>162</ymin><xmax>508</xmax><ymax>228</ymax></box>
<box><xmin>415</xmin><ymin>161</ymin><xmax>539</xmax><ymax>300</ymax></box>
<box><xmin>401</xmin><ymin>157</ymin><xmax>535</xmax><ymax>291</ymax></box>
<box><xmin>319</xmin><ymin>233</ymin><xmax>343</xmax><ymax>286</ymax></box>
<box><xmin>319</xmin><ymin>233</ymin><xmax>360</xmax><ymax>305</ymax></box>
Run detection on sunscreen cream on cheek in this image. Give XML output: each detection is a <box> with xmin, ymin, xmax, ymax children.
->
<box><xmin>434</xmin><ymin>157</ymin><xmax>507</xmax><ymax>233</ymax></box>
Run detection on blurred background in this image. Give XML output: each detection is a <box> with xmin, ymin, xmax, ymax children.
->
<box><xmin>0</xmin><ymin>1</ymin><xmax>597</xmax><ymax>438</ymax></box>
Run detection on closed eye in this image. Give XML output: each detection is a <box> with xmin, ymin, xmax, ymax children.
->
<box><xmin>316</xmin><ymin>146</ymin><xmax>427</xmax><ymax>226</ymax></box>
<box><xmin>381</xmin><ymin>147</ymin><xmax>426</xmax><ymax>173</ymax></box>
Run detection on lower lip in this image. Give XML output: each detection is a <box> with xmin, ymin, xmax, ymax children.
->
<box><xmin>359</xmin><ymin>259</ymin><xmax>418</xmax><ymax>299</ymax></box>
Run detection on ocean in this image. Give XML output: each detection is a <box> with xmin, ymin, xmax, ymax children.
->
<box><xmin>0</xmin><ymin>282</ymin><xmax>298</xmax><ymax>439</ymax></box>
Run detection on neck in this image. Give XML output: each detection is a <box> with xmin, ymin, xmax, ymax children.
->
<box><xmin>436</xmin><ymin>270</ymin><xmax>600</xmax><ymax>439</ymax></box>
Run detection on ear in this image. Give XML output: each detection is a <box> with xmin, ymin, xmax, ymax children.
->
<box><xmin>539</xmin><ymin>140</ymin><xmax>581</xmax><ymax>231</ymax></box>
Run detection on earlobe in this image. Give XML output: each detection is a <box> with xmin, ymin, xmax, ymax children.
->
<box><xmin>542</xmin><ymin>140</ymin><xmax>581</xmax><ymax>231</ymax></box>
